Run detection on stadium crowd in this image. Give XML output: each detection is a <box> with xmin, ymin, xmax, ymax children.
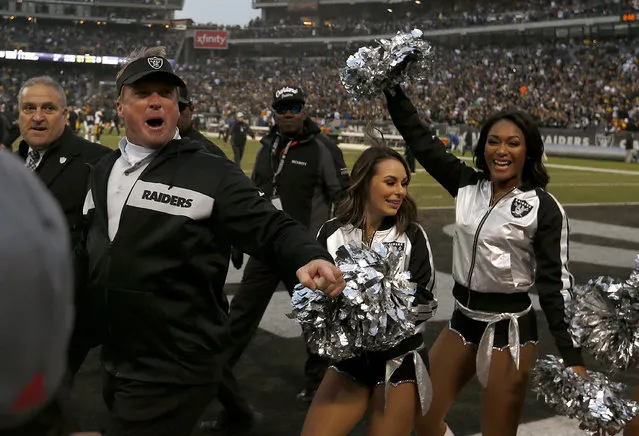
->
<box><xmin>2</xmin><ymin>0</ymin><xmax>636</xmax><ymax>50</ymax></box>
<box><xmin>173</xmin><ymin>37</ymin><xmax>639</xmax><ymax>132</ymax></box>
<box><xmin>0</xmin><ymin>19</ymin><xmax>181</xmax><ymax>56</ymax></box>
<box><xmin>1</xmin><ymin>37</ymin><xmax>637</xmax><ymax>132</ymax></box>
<box><xmin>200</xmin><ymin>0</ymin><xmax>635</xmax><ymax>38</ymax></box>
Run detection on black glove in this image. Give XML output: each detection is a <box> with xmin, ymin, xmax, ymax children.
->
<box><xmin>231</xmin><ymin>247</ymin><xmax>244</xmax><ymax>270</ymax></box>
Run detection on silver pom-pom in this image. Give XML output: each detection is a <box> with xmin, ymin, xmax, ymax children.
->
<box><xmin>340</xmin><ymin>28</ymin><xmax>434</xmax><ymax>100</ymax></box>
<box><xmin>288</xmin><ymin>241</ymin><xmax>418</xmax><ymax>361</ymax></box>
<box><xmin>566</xmin><ymin>254</ymin><xmax>639</xmax><ymax>371</ymax></box>
<box><xmin>532</xmin><ymin>355</ymin><xmax>639</xmax><ymax>435</ymax></box>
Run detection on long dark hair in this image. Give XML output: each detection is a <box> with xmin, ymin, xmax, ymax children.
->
<box><xmin>336</xmin><ymin>146</ymin><xmax>418</xmax><ymax>234</ymax></box>
<box><xmin>473</xmin><ymin>111</ymin><xmax>550</xmax><ymax>189</ymax></box>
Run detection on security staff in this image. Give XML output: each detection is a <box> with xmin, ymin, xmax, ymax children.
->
<box><xmin>16</xmin><ymin>76</ymin><xmax>110</xmax><ymax>378</ymax></box>
<box><xmin>208</xmin><ymin>85</ymin><xmax>350</xmax><ymax>433</ymax></box>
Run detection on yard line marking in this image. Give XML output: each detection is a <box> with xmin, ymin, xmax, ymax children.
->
<box><xmin>418</xmin><ymin>202</ymin><xmax>639</xmax><ymax>211</ymax></box>
<box><xmin>419</xmin><ymin>157</ymin><xmax>639</xmax><ymax>176</ymax></box>
<box><xmin>543</xmin><ymin>163</ymin><xmax>639</xmax><ymax>176</ymax></box>
<box><xmin>571</xmin><ymin>219</ymin><xmax>639</xmax><ymax>243</ymax></box>
<box><xmin>412</xmin><ymin>182</ymin><xmax>639</xmax><ymax>188</ymax></box>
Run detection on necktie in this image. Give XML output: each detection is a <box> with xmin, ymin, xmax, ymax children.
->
<box><xmin>25</xmin><ymin>150</ymin><xmax>40</xmax><ymax>171</ymax></box>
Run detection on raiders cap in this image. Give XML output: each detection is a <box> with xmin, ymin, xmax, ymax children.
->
<box><xmin>0</xmin><ymin>152</ymin><xmax>74</xmax><ymax>429</ymax></box>
<box><xmin>272</xmin><ymin>85</ymin><xmax>306</xmax><ymax>108</ymax></box>
<box><xmin>116</xmin><ymin>56</ymin><xmax>186</xmax><ymax>95</ymax></box>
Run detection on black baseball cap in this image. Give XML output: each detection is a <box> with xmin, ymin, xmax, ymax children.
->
<box><xmin>272</xmin><ymin>85</ymin><xmax>306</xmax><ymax>108</ymax></box>
<box><xmin>116</xmin><ymin>56</ymin><xmax>186</xmax><ymax>96</ymax></box>
<box><xmin>178</xmin><ymin>84</ymin><xmax>191</xmax><ymax>105</ymax></box>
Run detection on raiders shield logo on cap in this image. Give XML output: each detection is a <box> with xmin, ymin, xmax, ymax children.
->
<box><xmin>511</xmin><ymin>198</ymin><xmax>533</xmax><ymax>218</ymax></box>
<box><xmin>147</xmin><ymin>57</ymin><xmax>164</xmax><ymax>70</ymax></box>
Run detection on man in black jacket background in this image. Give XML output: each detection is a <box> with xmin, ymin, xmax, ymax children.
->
<box><xmin>15</xmin><ymin>76</ymin><xmax>110</xmax><ymax>379</ymax></box>
<box><xmin>207</xmin><ymin>85</ymin><xmax>350</xmax><ymax>433</ymax></box>
<box><xmin>78</xmin><ymin>47</ymin><xmax>345</xmax><ymax>436</ymax></box>
<box><xmin>0</xmin><ymin>104</ymin><xmax>10</xmax><ymax>149</ymax></box>
<box><xmin>177</xmin><ymin>84</ymin><xmax>226</xmax><ymax>158</ymax></box>
<box><xmin>177</xmin><ymin>84</ymin><xmax>244</xmax><ymax>271</ymax></box>
<box><xmin>224</xmin><ymin>111</ymin><xmax>255</xmax><ymax>165</ymax></box>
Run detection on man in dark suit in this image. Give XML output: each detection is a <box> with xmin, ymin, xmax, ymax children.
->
<box><xmin>0</xmin><ymin>104</ymin><xmax>10</xmax><ymax>149</ymax></box>
<box><xmin>16</xmin><ymin>75</ymin><xmax>111</xmax><ymax>378</ymax></box>
<box><xmin>177</xmin><ymin>85</ymin><xmax>226</xmax><ymax>158</ymax></box>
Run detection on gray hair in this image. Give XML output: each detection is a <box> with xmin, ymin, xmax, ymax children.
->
<box><xmin>116</xmin><ymin>46</ymin><xmax>167</xmax><ymax>85</ymax></box>
<box><xmin>18</xmin><ymin>76</ymin><xmax>68</xmax><ymax>108</ymax></box>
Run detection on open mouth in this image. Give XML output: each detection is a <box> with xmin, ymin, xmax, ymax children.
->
<box><xmin>145</xmin><ymin>118</ymin><xmax>165</xmax><ymax>128</ymax></box>
<box><xmin>31</xmin><ymin>126</ymin><xmax>46</xmax><ymax>132</ymax></box>
<box><xmin>493</xmin><ymin>159</ymin><xmax>512</xmax><ymax>168</ymax></box>
<box><xmin>386</xmin><ymin>199</ymin><xmax>402</xmax><ymax>208</ymax></box>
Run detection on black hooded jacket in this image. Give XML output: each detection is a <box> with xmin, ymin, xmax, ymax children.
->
<box><xmin>81</xmin><ymin>138</ymin><xmax>331</xmax><ymax>384</ymax></box>
<box><xmin>252</xmin><ymin>118</ymin><xmax>349</xmax><ymax>235</ymax></box>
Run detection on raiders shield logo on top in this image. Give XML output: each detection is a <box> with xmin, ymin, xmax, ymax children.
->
<box><xmin>147</xmin><ymin>57</ymin><xmax>164</xmax><ymax>70</ymax></box>
<box><xmin>511</xmin><ymin>198</ymin><xmax>533</xmax><ymax>218</ymax></box>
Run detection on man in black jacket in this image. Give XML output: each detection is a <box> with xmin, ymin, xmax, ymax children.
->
<box><xmin>223</xmin><ymin>111</ymin><xmax>255</xmax><ymax>165</ymax></box>
<box><xmin>208</xmin><ymin>85</ymin><xmax>350</xmax><ymax>433</ymax></box>
<box><xmin>0</xmin><ymin>105</ymin><xmax>10</xmax><ymax>149</ymax></box>
<box><xmin>177</xmin><ymin>84</ymin><xmax>225</xmax><ymax>158</ymax></box>
<box><xmin>15</xmin><ymin>76</ymin><xmax>111</xmax><ymax>378</ymax></box>
<box><xmin>625</xmin><ymin>131</ymin><xmax>636</xmax><ymax>163</ymax></box>
<box><xmin>78</xmin><ymin>47</ymin><xmax>345</xmax><ymax>436</ymax></box>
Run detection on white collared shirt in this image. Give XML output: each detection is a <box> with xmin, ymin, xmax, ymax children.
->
<box><xmin>106</xmin><ymin>130</ymin><xmax>180</xmax><ymax>240</ymax></box>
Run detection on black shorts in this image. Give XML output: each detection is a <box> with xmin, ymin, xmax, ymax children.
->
<box><xmin>330</xmin><ymin>334</ymin><xmax>429</xmax><ymax>389</ymax></box>
<box><xmin>449</xmin><ymin>307</ymin><xmax>538</xmax><ymax>349</ymax></box>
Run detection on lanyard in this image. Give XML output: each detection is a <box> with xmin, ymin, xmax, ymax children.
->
<box><xmin>271</xmin><ymin>136</ymin><xmax>296</xmax><ymax>197</ymax></box>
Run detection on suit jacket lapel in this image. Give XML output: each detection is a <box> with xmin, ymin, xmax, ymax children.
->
<box><xmin>19</xmin><ymin>127</ymin><xmax>77</xmax><ymax>186</ymax></box>
<box><xmin>17</xmin><ymin>141</ymin><xmax>29</xmax><ymax>161</ymax></box>
<box><xmin>92</xmin><ymin>151</ymin><xmax>120</xmax><ymax>225</ymax></box>
<box><xmin>37</xmin><ymin>144</ymin><xmax>78</xmax><ymax>187</ymax></box>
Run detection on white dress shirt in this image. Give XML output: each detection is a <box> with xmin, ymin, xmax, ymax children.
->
<box><xmin>106</xmin><ymin>130</ymin><xmax>180</xmax><ymax>240</ymax></box>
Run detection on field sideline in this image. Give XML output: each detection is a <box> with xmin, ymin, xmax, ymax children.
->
<box><xmin>90</xmin><ymin>131</ymin><xmax>639</xmax><ymax>208</ymax></box>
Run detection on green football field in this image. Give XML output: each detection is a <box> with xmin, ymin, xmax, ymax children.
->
<box><xmin>94</xmin><ymin>132</ymin><xmax>639</xmax><ymax>208</ymax></box>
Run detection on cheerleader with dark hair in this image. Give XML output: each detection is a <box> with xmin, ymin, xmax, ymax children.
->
<box><xmin>301</xmin><ymin>146</ymin><xmax>437</xmax><ymax>436</ymax></box>
<box><xmin>383</xmin><ymin>85</ymin><xmax>586</xmax><ymax>436</ymax></box>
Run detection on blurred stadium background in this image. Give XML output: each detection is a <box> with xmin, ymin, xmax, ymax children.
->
<box><xmin>2</xmin><ymin>0</ymin><xmax>638</xmax><ymax>434</ymax></box>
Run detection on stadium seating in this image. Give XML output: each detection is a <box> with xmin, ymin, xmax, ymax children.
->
<box><xmin>200</xmin><ymin>0</ymin><xmax>629</xmax><ymax>39</ymax></box>
<box><xmin>1</xmin><ymin>0</ymin><xmax>637</xmax><ymax>133</ymax></box>
<box><xmin>0</xmin><ymin>19</ymin><xmax>180</xmax><ymax>56</ymax></box>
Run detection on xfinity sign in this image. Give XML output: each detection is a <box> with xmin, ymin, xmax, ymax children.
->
<box><xmin>194</xmin><ymin>30</ymin><xmax>229</xmax><ymax>50</ymax></box>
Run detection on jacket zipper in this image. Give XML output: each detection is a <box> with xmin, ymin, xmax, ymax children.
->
<box><xmin>105</xmin><ymin>164</ymin><xmax>149</xmax><ymax>378</ymax></box>
<box><xmin>465</xmin><ymin>187</ymin><xmax>516</xmax><ymax>307</ymax></box>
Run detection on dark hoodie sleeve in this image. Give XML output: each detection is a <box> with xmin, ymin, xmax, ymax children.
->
<box><xmin>384</xmin><ymin>86</ymin><xmax>476</xmax><ymax>197</ymax></box>
<box><xmin>406</xmin><ymin>223</ymin><xmax>437</xmax><ymax>326</ymax></box>
<box><xmin>317</xmin><ymin>135</ymin><xmax>350</xmax><ymax>212</ymax></box>
<box><xmin>0</xmin><ymin>114</ymin><xmax>9</xmax><ymax>146</ymax></box>
<box><xmin>316</xmin><ymin>221</ymin><xmax>329</xmax><ymax>250</ymax></box>
<box><xmin>213</xmin><ymin>159</ymin><xmax>332</xmax><ymax>284</ymax></box>
<box><xmin>534</xmin><ymin>190</ymin><xmax>583</xmax><ymax>367</ymax></box>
